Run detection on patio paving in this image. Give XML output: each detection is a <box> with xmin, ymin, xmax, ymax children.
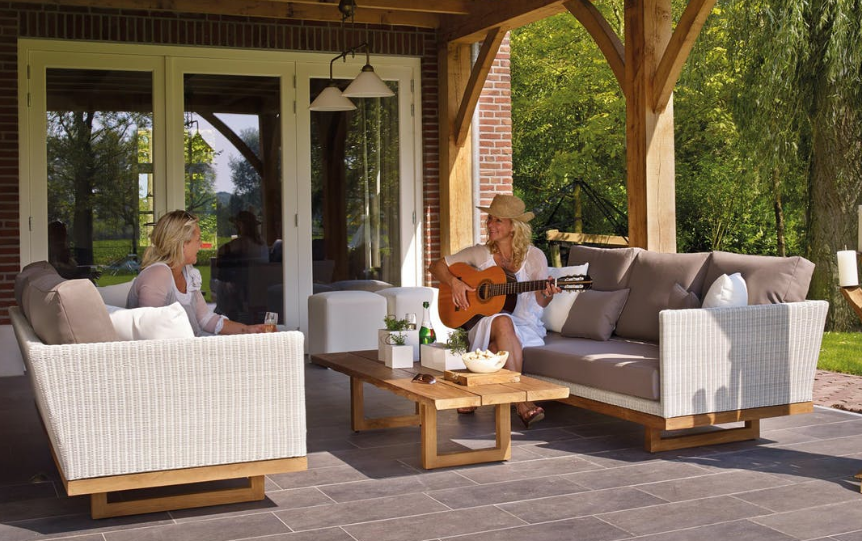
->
<box><xmin>1</xmin><ymin>364</ymin><xmax>861</xmax><ymax>541</ymax></box>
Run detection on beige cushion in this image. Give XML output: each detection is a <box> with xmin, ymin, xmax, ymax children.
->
<box><xmin>615</xmin><ymin>251</ymin><xmax>710</xmax><ymax>342</ymax></box>
<box><xmin>541</xmin><ymin>264</ymin><xmax>588</xmax><ymax>333</ymax></box>
<box><xmin>561</xmin><ymin>289</ymin><xmax>630</xmax><ymax>341</ymax></box>
<box><xmin>567</xmin><ymin>246</ymin><xmax>641</xmax><ymax>291</ymax></box>
<box><xmin>26</xmin><ymin>276</ymin><xmax>118</xmax><ymax>345</ymax></box>
<box><xmin>106</xmin><ymin>302</ymin><xmax>195</xmax><ymax>341</ymax></box>
<box><xmin>15</xmin><ymin>261</ymin><xmax>58</xmax><ymax>309</ymax></box>
<box><xmin>703</xmin><ymin>251</ymin><xmax>814</xmax><ymax>304</ymax></box>
<box><xmin>524</xmin><ymin>333</ymin><xmax>660</xmax><ymax>400</ymax></box>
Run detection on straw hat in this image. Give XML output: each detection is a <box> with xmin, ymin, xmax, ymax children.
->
<box><xmin>476</xmin><ymin>194</ymin><xmax>535</xmax><ymax>223</ymax></box>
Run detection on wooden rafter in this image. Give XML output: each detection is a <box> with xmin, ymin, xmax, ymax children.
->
<box><xmin>564</xmin><ymin>0</ymin><xmax>626</xmax><ymax>98</ymax></box>
<box><xmin>440</xmin><ymin>0</ymin><xmax>567</xmax><ymax>43</ymax></box>
<box><xmin>453</xmin><ymin>27</ymin><xmax>507</xmax><ymax>147</ymax></box>
<box><xmin>18</xmin><ymin>0</ymin><xmax>441</xmax><ymax>28</ymax></box>
<box><xmin>199</xmin><ymin>112</ymin><xmax>264</xmax><ymax>176</ymax></box>
<box><xmin>652</xmin><ymin>0</ymin><xmax>717</xmax><ymax>111</ymax></box>
<box><xmin>285</xmin><ymin>0</ymin><xmax>472</xmax><ymax>16</ymax></box>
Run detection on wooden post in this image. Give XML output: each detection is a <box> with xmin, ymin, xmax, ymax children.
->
<box><xmin>625</xmin><ymin>0</ymin><xmax>676</xmax><ymax>252</ymax></box>
<box><xmin>438</xmin><ymin>42</ymin><xmax>475</xmax><ymax>256</ymax></box>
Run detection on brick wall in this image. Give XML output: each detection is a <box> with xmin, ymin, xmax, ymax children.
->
<box><xmin>0</xmin><ymin>4</ymin><xmax>513</xmax><ymax>323</ymax></box>
<box><xmin>476</xmin><ymin>33</ymin><xmax>514</xmax><ymax>243</ymax></box>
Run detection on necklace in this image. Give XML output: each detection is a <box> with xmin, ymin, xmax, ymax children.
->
<box><xmin>497</xmin><ymin>251</ymin><xmax>513</xmax><ymax>266</ymax></box>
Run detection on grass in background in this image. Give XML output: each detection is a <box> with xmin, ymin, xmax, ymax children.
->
<box><xmin>819</xmin><ymin>332</ymin><xmax>862</xmax><ymax>376</ymax></box>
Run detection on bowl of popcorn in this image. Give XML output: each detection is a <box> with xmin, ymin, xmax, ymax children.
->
<box><xmin>461</xmin><ymin>349</ymin><xmax>509</xmax><ymax>373</ymax></box>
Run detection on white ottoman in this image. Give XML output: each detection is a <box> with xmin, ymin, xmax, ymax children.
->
<box><xmin>376</xmin><ymin>287</ymin><xmax>454</xmax><ymax>343</ymax></box>
<box><xmin>308</xmin><ymin>290</ymin><xmax>388</xmax><ymax>354</ymax></box>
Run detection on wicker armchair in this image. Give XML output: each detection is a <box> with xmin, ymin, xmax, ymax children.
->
<box><xmin>10</xmin><ymin>306</ymin><xmax>307</xmax><ymax>519</ymax></box>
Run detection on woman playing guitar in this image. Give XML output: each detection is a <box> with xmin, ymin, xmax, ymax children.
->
<box><xmin>428</xmin><ymin>194</ymin><xmax>560</xmax><ymax>428</ymax></box>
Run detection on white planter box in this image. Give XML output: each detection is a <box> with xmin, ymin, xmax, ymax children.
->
<box><xmin>378</xmin><ymin>329</ymin><xmax>420</xmax><ymax>361</ymax></box>
<box><xmin>420</xmin><ymin>343</ymin><xmax>466</xmax><ymax>372</ymax></box>
<box><xmin>383</xmin><ymin>344</ymin><xmax>414</xmax><ymax>368</ymax></box>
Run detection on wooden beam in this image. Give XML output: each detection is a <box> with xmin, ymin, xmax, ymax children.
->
<box><xmin>199</xmin><ymin>112</ymin><xmax>263</xmax><ymax>176</ymax></box>
<box><xmin>439</xmin><ymin>42</ymin><xmax>475</xmax><ymax>256</ymax></box>
<box><xmin>625</xmin><ymin>0</ymin><xmax>676</xmax><ymax>252</ymax></box>
<box><xmin>440</xmin><ymin>0</ymin><xmax>567</xmax><ymax>43</ymax></box>
<box><xmin>564</xmin><ymin>0</ymin><xmax>626</xmax><ymax>98</ymax></box>
<box><xmin>545</xmin><ymin>229</ymin><xmax>628</xmax><ymax>247</ymax></box>
<box><xmin>17</xmin><ymin>0</ymin><xmax>440</xmax><ymax>28</ymax></box>
<box><xmin>453</xmin><ymin>27</ymin><xmax>506</xmax><ymax>147</ymax></box>
<box><xmin>284</xmin><ymin>0</ymin><xmax>472</xmax><ymax>15</ymax></box>
<box><xmin>652</xmin><ymin>0</ymin><xmax>717</xmax><ymax>111</ymax></box>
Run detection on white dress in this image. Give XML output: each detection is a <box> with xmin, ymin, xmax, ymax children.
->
<box><xmin>444</xmin><ymin>244</ymin><xmax>549</xmax><ymax>350</ymax></box>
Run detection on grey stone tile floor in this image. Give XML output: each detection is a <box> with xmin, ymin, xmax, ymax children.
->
<box><xmin>1</xmin><ymin>364</ymin><xmax>861</xmax><ymax>540</ymax></box>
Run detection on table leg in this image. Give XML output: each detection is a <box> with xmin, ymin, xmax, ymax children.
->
<box><xmin>350</xmin><ymin>377</ymin><xmax>420</xmax><ymax>432</ymax></box>
<box><xmin>420</xmin><ymin>403</ymin><xmax>512</xmax><ymax>469</ymax></box>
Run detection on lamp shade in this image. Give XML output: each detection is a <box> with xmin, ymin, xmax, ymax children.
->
<box><xmin>342</xmin><ymin>65</ymin><xmax>395</xmax><ymax>98</ymax></box>
<box><xmin>309</xmin><ymin>83</ymin><xmax>357</xmax><ymax>111</ymax></box>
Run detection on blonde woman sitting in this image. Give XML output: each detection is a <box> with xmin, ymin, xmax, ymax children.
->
<box><xmin>127</xmin><ymin>210</ymin><xmax>265</xmax><ymax>335</ymax></box>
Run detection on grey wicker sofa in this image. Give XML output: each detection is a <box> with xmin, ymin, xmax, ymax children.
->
<box><xmin>524</xmin><ymin>246</ymin><xmax>828</xmax><ymax>452</ymax></box>
<box><xmin>11</xmin><ymin>262</ymin><xmax>307</xmax><ymax>518</ymax></box>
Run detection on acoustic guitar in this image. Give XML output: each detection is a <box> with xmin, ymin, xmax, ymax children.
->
<box><xmin>438</xmin><ymin>262</ymin><xmax>592</xmax><ymax>329</ymax></box>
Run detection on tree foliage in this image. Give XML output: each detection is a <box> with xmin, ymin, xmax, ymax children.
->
<box><xmin>511</xmin><ymin>0</ymin><xmax>862</xmax><ymax>329</ymax></box>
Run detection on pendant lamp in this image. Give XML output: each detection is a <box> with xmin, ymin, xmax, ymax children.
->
<box><xmin>308</xmin><ymin>0</ymin><xmax>393</xmax><ymax>111</ymax></box>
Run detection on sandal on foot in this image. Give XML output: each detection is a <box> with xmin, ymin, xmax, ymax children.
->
<box><xmin>457</xmin><ymin>407</ymin><xmax>477</xmax><ymax>414</ymax></box>
<box><xmin>516</xmin><ymin>405</ymin><xmax>544</xmax><ymax>429</ymax></box>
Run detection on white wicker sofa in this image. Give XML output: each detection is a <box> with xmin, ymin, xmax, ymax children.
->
<box><xmin>523</xmin><ymin>247</ymin><xmax>829</xmax><ymax>452</ymax></box>
<box><xmin>11</xmin><ymin>262</ymin><xmax>307</xmax><ymax>519</ymax></box>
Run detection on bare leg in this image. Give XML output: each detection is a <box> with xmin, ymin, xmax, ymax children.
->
<box><xmin>488</xmin><ymin>317</ymin><xmax>541</xmax><ymax>421</ymax></box>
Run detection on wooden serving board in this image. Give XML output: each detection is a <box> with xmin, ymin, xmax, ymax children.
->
<box><xmin>444</xmin><ymin>369</ymin><xmax>521</xmax><ymax>387</ymax></box>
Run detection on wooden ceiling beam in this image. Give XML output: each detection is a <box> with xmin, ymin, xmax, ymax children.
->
<box><xmin>439</xmin><ymin>0</ymin><xmax>567</xmax><ymax>43</ymax></box>
<box><xmin>282</xmin><ymin>0</ymin><xmax>472</xmax><ymax>16</ymax></box>
<box><xmin>17</xmin><ymin>0</ymin><xmax>440</xmax><ymax>28</ymax></box>
<box><xmin>564</xmin><ymin>0</ymin><xmax>626</xmax><ymax>98</ymax></box>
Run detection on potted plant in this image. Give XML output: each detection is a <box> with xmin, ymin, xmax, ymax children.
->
<box><xmin>382</xmin><ymin>332</ymin><xmax>414</xmax><ymax>368</ymax></box>
<box><xmin>378</xmin><ymin>315</ymin><xmax>420</xmax><ymax>361</ymax></box>
<box><xmin>420</xmin><ymin>328</ymin><xmax>468</xmax><ymax>372</ymax></box>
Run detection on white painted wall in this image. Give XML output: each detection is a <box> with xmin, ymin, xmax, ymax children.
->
<box><xmin>0</xmin><ymin>325</ymin><xmax>25</xmax><ymax>376</ymax></box>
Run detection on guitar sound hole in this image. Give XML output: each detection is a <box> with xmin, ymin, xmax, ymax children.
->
<box><xmin>477</xmin><ymin>283</ymin><xmax>491</xmax><ymax>301</ymax></box>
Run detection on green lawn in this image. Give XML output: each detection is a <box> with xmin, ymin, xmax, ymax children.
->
<box><xmin>819</xmin><ymin>332</ymin><xmax>862</xmax><ymax>375</ymax></box>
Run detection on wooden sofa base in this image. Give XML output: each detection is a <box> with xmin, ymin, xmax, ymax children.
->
<box><xmin>559</xmin><ymin>395</ymin><xmax>813</xmax><ymax>453</ymax></box>
<box><xmin>56</xmin><ymin>454</ymin><xmax>307</xmax><ymax>519</ymax></box>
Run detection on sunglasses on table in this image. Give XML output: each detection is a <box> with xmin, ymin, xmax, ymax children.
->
<box><xmin>412</xmin><ymin>373</ymin><xmax>436</xmax><ymax>385</ymax></box>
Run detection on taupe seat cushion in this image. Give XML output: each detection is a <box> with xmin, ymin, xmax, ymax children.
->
<box><xmin>704</xmin><ymin>251</ymin><xmax>814</xmax><ymax>304</ymax></box>
<box><xmin>524</xmin><ymin>333</ymin><xmax>660</xmax><ymax>400</ymax></box>
<box><xmin>615</xmin><ymin>251</ymin><xmax>710</xmax><ymax>342</ymax></box>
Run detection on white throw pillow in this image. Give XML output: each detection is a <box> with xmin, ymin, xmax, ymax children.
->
<box><xmin>106</xmin><ymin>302</ymin><xmax>195</xmax><ymax>341</ymax></box>
<box><xmin>702</xmin><ymin>272</ymin><xmax>748</xmax><ymax>308</ymax></box>
<box><xmin>98</xmin><ymin>281</ymin><xmax>134</xmax><ymax>308</ymax></box>
<box><xmin>541</xmin><ymin>263</ymin><xmax>589</xmax><ymax>333</ymax></box>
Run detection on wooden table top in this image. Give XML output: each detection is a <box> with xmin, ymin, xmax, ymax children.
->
<box><xmin>310</xmin><ymin>350</ymin><xmax>570</xmax><ymax>411</ymax></box>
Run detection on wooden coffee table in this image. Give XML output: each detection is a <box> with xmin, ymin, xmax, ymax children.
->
<box><xmin>310</xmin><ymin>350</ymin><xmax>570</xmax><ymax>469</ymax></box>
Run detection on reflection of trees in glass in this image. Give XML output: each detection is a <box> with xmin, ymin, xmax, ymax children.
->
<box><xmin>227</xmin><ymin>128</ymin><xmax>262</xmax><ymax>217</ymax></box>
<box><xmin>185</xmin><ymin>128</ymin><xmax>217</xmax><ymax>217</ymax></box>
<box><xmin>310</xmin><ymin>90</ymin><xmax>400</xmax><ymax>283</ymax></box>
<box><xmin>47</xmin><ymin>111</ymin><xmax>149</xmax><ymax>263</ymax></box>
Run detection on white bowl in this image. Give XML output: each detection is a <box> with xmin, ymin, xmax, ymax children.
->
<box><xmin>462</xmin><ymin>351</ymin><xmax>509</xmax><ymax>373</ymax></box>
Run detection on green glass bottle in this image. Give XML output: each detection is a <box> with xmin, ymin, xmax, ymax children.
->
<box><xmin>419</xmin><ymin>301</ymin><xmax>436</xmax><ymax>344</ymax></box>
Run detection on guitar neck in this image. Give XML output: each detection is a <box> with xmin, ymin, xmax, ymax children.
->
<box><xmin>488</xmin><ymin>279</ymin><xmax>552</xmax><ymax>297</ymax></box>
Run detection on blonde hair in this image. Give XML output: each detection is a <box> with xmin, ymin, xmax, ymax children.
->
<box><xmin>487</xmin><ymin>219</ymin><xmax>532</xmax><ymax>269</ymax></box>
<box><xmin>142</xmin><ymin>210</ymin><xmax>199</xmax><ymax>269</ymax></box>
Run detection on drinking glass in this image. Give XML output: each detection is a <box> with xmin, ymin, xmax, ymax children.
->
<box><xmin>264</xmin><ymin>312</ymin><xmax>278</xmax><ymax>333</ymax></box>
<box><xmin>405</xmin><ymin>312</ymin><xmax>417</xmax><ymax>330</ymax></box>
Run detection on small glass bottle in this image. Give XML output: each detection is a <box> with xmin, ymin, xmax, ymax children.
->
<box><xmin>419</xmin><ymin>301</ymin><xmax>436</xmax><ymax>344</ymax></box>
